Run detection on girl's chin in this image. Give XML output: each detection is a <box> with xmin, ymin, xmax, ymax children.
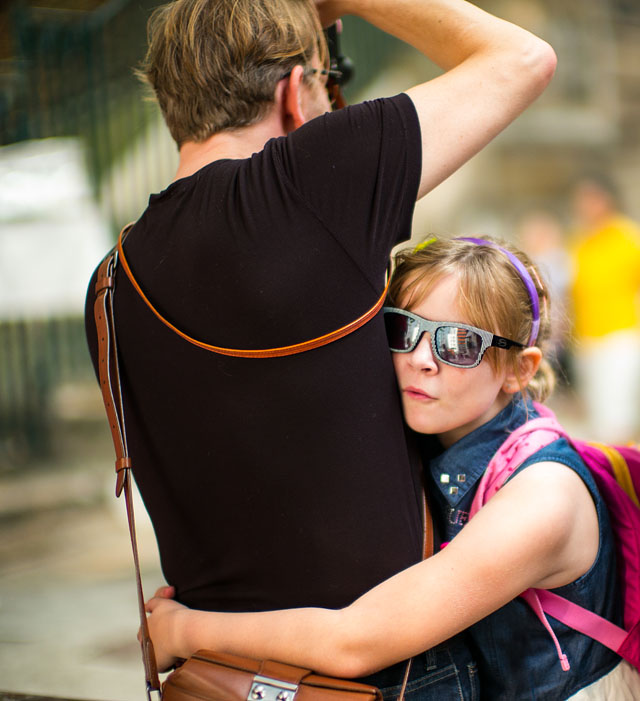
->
<box><xmin>405</xmin><ymin>414</ymin><xmax>450</xmax><ymax>437</ymax></box>
<box><xmin>404</xmin><ymin>412</ymin><xmax>466</xmax><ymax>445</ymax></box>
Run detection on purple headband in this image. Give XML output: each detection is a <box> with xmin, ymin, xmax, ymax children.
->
<box><xmin>455</xmin><ymin>237</ymin><xmax>541</xmax><ymax>346</ymax></box>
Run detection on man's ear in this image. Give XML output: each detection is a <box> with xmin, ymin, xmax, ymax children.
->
<box><xmin>502</xmin><ymin>347</ymin><xmax>542</xmax><ymax>394</ymax></box>
<box><xmin>281</xmin><ymin>65</ymin><xmax>307</xmax><ymax>132</ymax></box>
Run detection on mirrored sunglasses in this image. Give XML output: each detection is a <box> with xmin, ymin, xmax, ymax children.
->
<box><xmin>383</xmin><ymin>307</ymin><xmax>525</xmax><ymax>369</ymax></box>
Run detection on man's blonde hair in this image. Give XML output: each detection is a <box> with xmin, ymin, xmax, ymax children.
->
<box><xmin>138</xmin><ymin>0</ymin><xmax>326</xmax><ymax>146</ymax></box>
<box><xmin>388</xmin><ymin>236</ymin><xmax>555</xmax><ymax>401</ymax></box>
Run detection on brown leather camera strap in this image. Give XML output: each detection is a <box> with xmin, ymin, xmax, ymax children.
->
<box><xmin>115</xmin><ymin>223</ymin><xmax>390</xmax><ymax>358</ymax></box>
<box><xmin>94</xmin><ymin>248</ymin><xmax>161</xmax><ymax>699</ymax></box>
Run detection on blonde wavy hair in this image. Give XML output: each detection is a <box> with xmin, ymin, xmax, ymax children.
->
<box><xmin>387</xmin><ymin>236</ymin><xmax>555</xmax><ymax>402</ymax></box>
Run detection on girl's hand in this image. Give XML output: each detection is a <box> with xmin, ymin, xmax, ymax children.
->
<box><xmin>144</xmin><ymin>585</ymin><xmax>189</xmax><ymax>672</ymax></box>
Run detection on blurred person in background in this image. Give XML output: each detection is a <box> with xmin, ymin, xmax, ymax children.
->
<box><xmin>518</xmin><ymin>209</ymin><xmax>572</xmax><ymax>383</ymax></box>
<box><xmin>569</xmin><ymin>175</ymin><xmax>640</xmax><ymax>444</ymax></box>
<box><xmin>85</xmin><ymin>0</ymin><xmax>555</xmax><ymax>696</ymax></box>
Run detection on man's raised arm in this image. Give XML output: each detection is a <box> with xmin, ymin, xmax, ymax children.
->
<box><xmin>317</xmin><ymin>0</ymin><xmax>557</xmax><ymax>199</ymax></box>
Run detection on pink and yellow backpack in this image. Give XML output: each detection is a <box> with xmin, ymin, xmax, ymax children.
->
<box><xmin>468</xmin><ymin>404</ymin><xmax>640</xmax><ymax>672</ymax></box>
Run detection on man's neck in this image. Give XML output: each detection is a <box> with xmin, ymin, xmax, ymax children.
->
<box><xmin>174</xmin><ymin>109</ymin><xmax>287</xmax><ymax>181</ymax></box>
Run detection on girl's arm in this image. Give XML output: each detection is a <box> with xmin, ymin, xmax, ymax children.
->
<box><xmin>147</xmin><ymin>461</ymin><xmax>599</xmax><ymax>675</ymax></box>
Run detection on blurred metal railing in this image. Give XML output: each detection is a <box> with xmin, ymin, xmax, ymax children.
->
<box><xmin>0</xmin><ymin>315</ymin><xmax>94</xmax><ymax>468</ymax></box>
<box><xmin>3</xmin><ymin>0</ymin><xmax>162</xmax><ymax>202</ymax></box>
<box><xmin>1</xmin><ymin>0</ymin><xmax>161</xmax><ymax>468</ymax></box>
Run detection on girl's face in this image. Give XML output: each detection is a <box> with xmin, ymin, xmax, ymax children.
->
<box><xmin>392</xmin><ymin>273</ymin><xmax>512</xmax><ymax>448</ymax></box>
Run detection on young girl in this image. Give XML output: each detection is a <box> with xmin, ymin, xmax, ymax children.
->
<box><xmin>145</xmin><ymin>237</ymin><xmax>638</xmax><ymax>699</ymax></box>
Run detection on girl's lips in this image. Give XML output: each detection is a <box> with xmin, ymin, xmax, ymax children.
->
<box><xmin>404</xmin><ymin>386</ymin><xmax>435</xmax><ymax>400</ymax></box>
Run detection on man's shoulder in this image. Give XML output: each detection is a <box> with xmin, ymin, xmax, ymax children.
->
<box><xmin>279</xmin><ymin>93</ymin><xmax>418</xmax><ymax>146</ymax></box>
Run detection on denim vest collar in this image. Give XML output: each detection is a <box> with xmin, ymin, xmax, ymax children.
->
<box><xmin>429</xmin><ymin>397</ymin><xmax>537</xmax><ymax>511</ymax></box>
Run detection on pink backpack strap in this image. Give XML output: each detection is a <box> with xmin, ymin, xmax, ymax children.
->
<box><xmin>467</xmin><ymin>407</ymin><xmax>623</xmax><ymax>672</ymax></box>
<box><xmin>468</xmin><ymin>413</ymin><xmax>566</xmax><ymax>518</ymax></box>
<box><xmin>534</xmin><ymin>589</ymin><xmax>628</xmax><ymax>653</ymax></box>
<box><xmin>520</xmin><ymin>590</ymin><xmax>571</xmax><ymax>671</ymax></box>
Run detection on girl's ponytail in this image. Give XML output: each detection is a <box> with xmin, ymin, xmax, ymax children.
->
<box><xmin>526</xmin><ymin>356</ymin><xmax>555</xmax><ymax>403</ymax></box>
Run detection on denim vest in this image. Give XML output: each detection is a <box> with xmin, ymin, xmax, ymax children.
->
<box><xmin>423</xmin><ymin>399</ymin><xmax>622</xmax><ymax>700</ymax></box>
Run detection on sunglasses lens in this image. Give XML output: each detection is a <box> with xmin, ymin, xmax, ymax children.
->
<box><xmin>435</xmin><ymin>326</ymin><xmax>483</xmax><ymax>367</ymax></box>
<box><xmin>384</xmin><ymin>312</ymin><xmax>419</xmax><ymax>351</ymax></box>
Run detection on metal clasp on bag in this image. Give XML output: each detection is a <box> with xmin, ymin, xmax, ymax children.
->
<box><xmin>146</xmin><ymin>683</ymin><xmax>162</xmax><ymax>701</ymax></box>
<box><xmin>248</xmin><ymin>675</ymin><xmax>299</xmax><ymax>701</ymax></box>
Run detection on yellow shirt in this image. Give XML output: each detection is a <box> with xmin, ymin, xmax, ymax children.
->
<box><xmin>571</xmin><ymin>215</ymin><xmax>640</xmax><ymax>339</ymax></box>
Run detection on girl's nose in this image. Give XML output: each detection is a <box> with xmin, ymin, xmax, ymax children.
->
<box><xmin>408</xmin><ymin>333</ymin><xmax>438</xmax><ymax>372</ymax></box>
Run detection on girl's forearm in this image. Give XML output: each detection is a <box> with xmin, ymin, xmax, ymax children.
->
<box><xmin>173</xmin><ymin>553</ymin><xmax>474</xmax><ymax>678</ymax></box>
<box><xmin>177</xmin><ymin>606</ymin><xmax>365</xmax><ymax>677</ymax></box>
<box><xmin>171</xmin><ymin>540</ymin><xmax>511</xmax><ymax>676</ymax></box>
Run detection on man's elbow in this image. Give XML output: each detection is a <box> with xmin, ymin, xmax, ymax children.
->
<box><xmin>520</xmin><ymin>36</ymin><xmax>558</xmax><ymax>96</ymax></box>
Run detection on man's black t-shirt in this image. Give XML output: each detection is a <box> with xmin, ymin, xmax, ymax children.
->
<box><xmin>86</xmin><ymin>94</ymin><xmax>424</xmax><ymax>612</ymax></box>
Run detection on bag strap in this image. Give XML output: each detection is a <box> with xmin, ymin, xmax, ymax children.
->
<box><xmin>94</xmin><ymin>248</ymin><xmax>162</xmax><ymax>699</ymax></box>
<box><xmin>116</xmin><ymin>223</ymin><xmax>391</xmax><ymax>358</ymax></box>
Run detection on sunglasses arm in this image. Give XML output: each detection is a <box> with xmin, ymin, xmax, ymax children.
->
<box><xmin>491</xmin><ymin>336</ymin><xmax>526</xmax><ymax>350</ymax></box>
